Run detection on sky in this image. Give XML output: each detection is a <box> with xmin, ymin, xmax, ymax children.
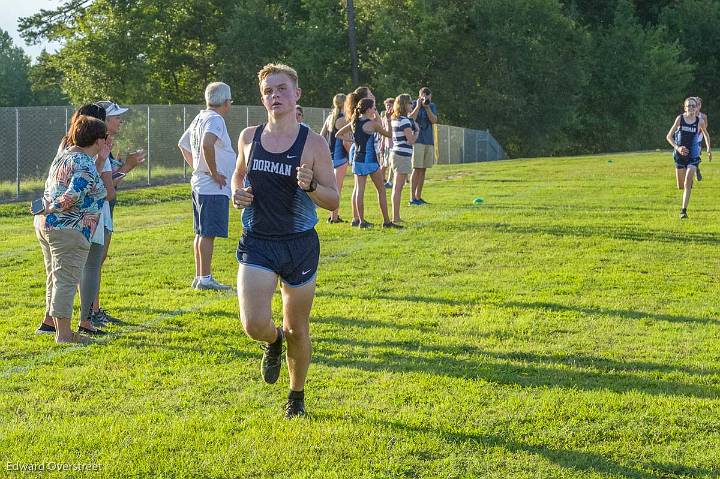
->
<box><xmin>0</xmin><ymin>0</ymin><xmax>63</xmax><ymax>60</ymax></box>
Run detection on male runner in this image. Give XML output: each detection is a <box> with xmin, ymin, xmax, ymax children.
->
<box><xmin>231</xmin><ymin>64</ymin><xmax>339</xmax><ymax>418</ymax></box>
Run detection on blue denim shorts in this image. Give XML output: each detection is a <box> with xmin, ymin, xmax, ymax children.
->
<box><xmin>192</xmin><ymin>192</ymin><xmax>229</xmax><ymax>238</ymax></box>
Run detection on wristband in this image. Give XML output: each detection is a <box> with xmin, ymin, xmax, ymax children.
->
<box><xmin>302</xmin><ymin>178</ymin><xmax>317</xmax><ymax>193</ymax></box>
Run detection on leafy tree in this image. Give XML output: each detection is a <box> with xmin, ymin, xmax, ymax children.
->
<box><xmin>363</xmin><ymin>0</ymin><xmax>589</xmax><ymax>156</ymax></box>
<box><xmin>0</xmin><ymin>29</ymin><xmax>33</xmax><ymax>106</ymax></box>
<box><xmin>15</xmin><ymin>0</ymin><xmax>710</xmax><ymax>156</ymax></box>
<box><xmin>28</xmin><ymin>51</ymin><xmax>69</xmax><ymax>106</ymax></box>
<box><xmin>219</xmin><ymin>0</ymin><xmax>351</xmax><ymax>108</ymax></box>
<box><xmin>659</xmin><ymin>0</ymin><xmax>720</xmax><ymax>126</ymax></box>
<box><xmin>571</xmin><ymin>1</ymin><xmax>692</xmax><ymax>153</ymax></box>
<box><xmin>19</xmin><ymin>0</ymin><xmax>235</xmax><ymax>104</ymax></box>
<box><xmin>561</xmin><ymin>0</ymin><xmax>676</xmax><ymax>26</ymax></box>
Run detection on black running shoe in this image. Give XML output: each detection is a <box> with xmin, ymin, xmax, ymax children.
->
<box><xmin>358</xmin><ymin>221</ymin><xmax>373</xmax><ymax>229</ymax></box>
<box><xmin>680</xmin><ymin>209</ymin><xmax>688</xmax><ymax>219</ymax></box>
<box><xmin>350</xmin><ymin>219</ymin><xmax>360</xmax><ymax>227</ymax></box>
<box><xmin>697</xmin><ymin>167</ymin><xmax>702</xmax><ymax>181</ymax></box>
<box><xmin>284</xmin><ymin>398</ymin><xmax>306</xmax><ymax>419</ymax></box>
<box><xmin>261</xmin><ymin>328</ymin><xmax>283</xmax><ymax>384</ymax></box>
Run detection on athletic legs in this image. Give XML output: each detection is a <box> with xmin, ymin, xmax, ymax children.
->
<box><xmin>197</xmin><ymin>235</ymin><xmax>215</xmax><ymax>277</ymax></box>
<box><xmin>351</xmin><ymin>178</ymin><xmax>359</xmax><ymax>223</ymax></box>
<box><xmin>280</xmin><ymin>279</ymin><xmax>316</xmax><ymax>392</ymax></box>
<box><xmin>238</xmin><ymin>264</ymin><xmax>317</xmax><ymax>408</ymax></box>
<box><xmin>354</xmin><ymin>175</ymin><xmax>368</xmax><ymax>223</ymax></box>
<box><xmin>330</xmin><ymin>163</ymin><xmax>348</xmax><ymax>222</ymax></box>
<box><xmin>682</xmin><ymin>166</ymin><xmax>696</xmax><ymax>210</ymax></box>
<box><xmin>369</xmin><ymin>169</ymin><xmax>391</xmax><ymax>223</ymax></box>
<box><xmin>675</xmin><ymin>168</ymin><xmax>686</xmax><ymax>189</ymax></box>
<box><xmin>237</xmin><ymin>265</ymin><xmax>278</xmax><ymax>343</ymax></box>
<box><xmin>193</xmin><ymin>235</ymin><xmax>201</xmax><ymax>277</ymax></box>
<box><xmin>411</xmin><ymin>167</ymin><xmax>427</xmax><ymax>201</ymax></box>
<box><xmin>392</xmin><ymin>172</ymin><xmax>408</xmax><ymax>222</ymax></box>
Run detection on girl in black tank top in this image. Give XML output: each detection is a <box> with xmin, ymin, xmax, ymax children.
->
<box><xmin>320</xmin><ymin>93</ymin><xmax>349</xmax><ymax>223</ymax></box>
<box><xmin>336</xmin><ymin>98</ymin><xmax>401</xmax><ymax>229</ymax></box>
<box><xmin>666</xmin><ymin>97</ymin><xmax>710</xmax><ymax>219</ymax></box>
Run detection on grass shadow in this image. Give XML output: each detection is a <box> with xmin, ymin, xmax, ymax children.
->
<box><xmin>314</xmin><ymin>335</ymin><xmax>720</xmax><ymax>399</ymax></box>
<box><xmin>313</xmin><ymin>413</ymin><xmax>718</xmax><ymax>479</ymax></box>
<box><xmin>506</xmin><ymin>300</ymin><xmax>719</xmax><ymax>327</ymax></box>
<box><xmin>484</xmin><ymin>222</ymin><xmax>720</xmax><ymax>246</ymax></box>
<box><xmin>319</xmin><ymin>292</ymin><xmax>719</xmax><ymax>328</ymax></box>
<box><xmin>312</xmin><ymin>315</ymin><xmax>438</xmax><ymax>333</ymax></box>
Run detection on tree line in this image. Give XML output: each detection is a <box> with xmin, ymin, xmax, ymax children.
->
<box><xmin>3</xmin><ymin>0</ymin><xmax>718</xmax><ymax>157</ymax></box>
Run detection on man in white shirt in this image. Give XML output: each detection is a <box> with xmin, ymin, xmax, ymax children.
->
<box><xmin>178</xmin><ymin>82</ymin><xmax>236</xmax><ymax>290</ymax></box>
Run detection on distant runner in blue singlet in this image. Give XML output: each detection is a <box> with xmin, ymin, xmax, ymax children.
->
<box><xmin>320</xmin><ymin>93</ymin><xmax>349</xmax><ymax>223</ymax></box>
<box><xmin>336</xmin><ymin>98</ymin><xmax>401</xmax><ymax>229</ymax></box>
<box><xmin>666</xmin><ymin>97</ymin><xmax>710</xmax><ymax>219</ymax></box>
<box><xmin>231</xmin><ymin>63</ymin><xmax>339</xmax><ymax>419</ymax></box>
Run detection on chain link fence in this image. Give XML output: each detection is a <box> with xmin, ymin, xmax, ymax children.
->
<box><xmin>0</xmin><ymin>105</ymin><xmax>505</xmax><ymax>202</ymax></box>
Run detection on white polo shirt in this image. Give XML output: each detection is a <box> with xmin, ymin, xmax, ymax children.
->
<box><xmin>178</xmin><ymin>109</ymin><xmax>236</xmax><ymax>197</ymax></box>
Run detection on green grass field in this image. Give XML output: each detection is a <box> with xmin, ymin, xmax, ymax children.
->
<box><xmin>0</xmin><ymin>165</ymin><xmax>189</xmax><ymax>202</ymax></box>
<box><xmin>1</xmin><ymin>152</ymin><xmax>719</xmax><ymax>478</ymax></box>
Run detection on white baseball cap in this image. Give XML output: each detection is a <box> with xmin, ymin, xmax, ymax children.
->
<box><xmin>95</xmin><ymin>100</ymin><xmax>128</xmax><ymax>116</ymax></box>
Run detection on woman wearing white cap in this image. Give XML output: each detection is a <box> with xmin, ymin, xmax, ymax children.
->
<box><xmin>88</xmin><ymin>101</ymin><xmax>146</xmax><ymax>324</ymax></box>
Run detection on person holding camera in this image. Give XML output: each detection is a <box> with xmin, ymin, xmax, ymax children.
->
<box><xmin>408</xmin><ymin>87</ymin><xmax>438</xmax><ymax>205</ymax></box>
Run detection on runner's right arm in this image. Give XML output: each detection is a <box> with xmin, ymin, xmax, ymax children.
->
<box><xmin>232</xmin><ymin>127</ymin><xmax>255</xmax><ymax>209</ymax></box>
<box><xmin>666</xmin><ymin>116</ymin><xmax>687</xmax><ymax>156</ymax></box>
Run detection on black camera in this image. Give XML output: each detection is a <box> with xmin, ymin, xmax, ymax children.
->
<box><xmin>423</xmin><ymin>97</ymin><xmax>430</xmax><ymax>105</ymax></box>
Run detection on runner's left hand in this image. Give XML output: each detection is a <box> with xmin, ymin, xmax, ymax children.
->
<box><xmin>297</xmin><ymin>164</ymin><xmax>314</xmax><ymax>190</ymax></box>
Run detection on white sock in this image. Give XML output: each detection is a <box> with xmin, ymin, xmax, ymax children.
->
<box><xmin>198</xmin><ymin>275</ymin><xmax>211</xmax><ymax>283</ymax></box>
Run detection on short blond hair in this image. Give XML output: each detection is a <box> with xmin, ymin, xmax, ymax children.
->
<box><xmin>257</xmin><ymin>63</ymin><xmax>299</xmax><ymax>88</ymax></box>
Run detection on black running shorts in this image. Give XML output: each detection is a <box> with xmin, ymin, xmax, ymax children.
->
<box><xmin>236</xmin><ymin>229</ymin><xmax>319</xmax><ymax>287</ymax></box>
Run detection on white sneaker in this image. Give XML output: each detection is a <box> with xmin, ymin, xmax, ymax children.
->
<box><xmin>196</xmin><ymin>277</ymin><xmax>233</xmax><ymax>291</ymax></box>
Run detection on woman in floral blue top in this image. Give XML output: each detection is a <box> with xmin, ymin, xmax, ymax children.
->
<box><xmin>34</xmin><ymin>115</ymin><xmax>108</xmax><ymax>344</ymax></box>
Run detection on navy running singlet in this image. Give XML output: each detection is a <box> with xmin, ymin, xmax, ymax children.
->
<box><xmin>352</xmin><ymin>119</ymin><xmax>377</xmax><ymax>164</ymax></box>
<box><xmin>675</xmin><ymin>115</ymin><xmax>701</xmax><ymax>159</ymax></box>
<box><xmin>242</xmin><ymin>124</ymin><xmax>318</xmax><ymax>238</ymax></box>
<box><xmin>329</xmin><ymin>113</ymin><xmax>343</xmax><ymax>157</ymax></box>
<box><xmin>330</xmin><ymin>113</ymin><xmax>348</xmax><ymax>167</ymax></box>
